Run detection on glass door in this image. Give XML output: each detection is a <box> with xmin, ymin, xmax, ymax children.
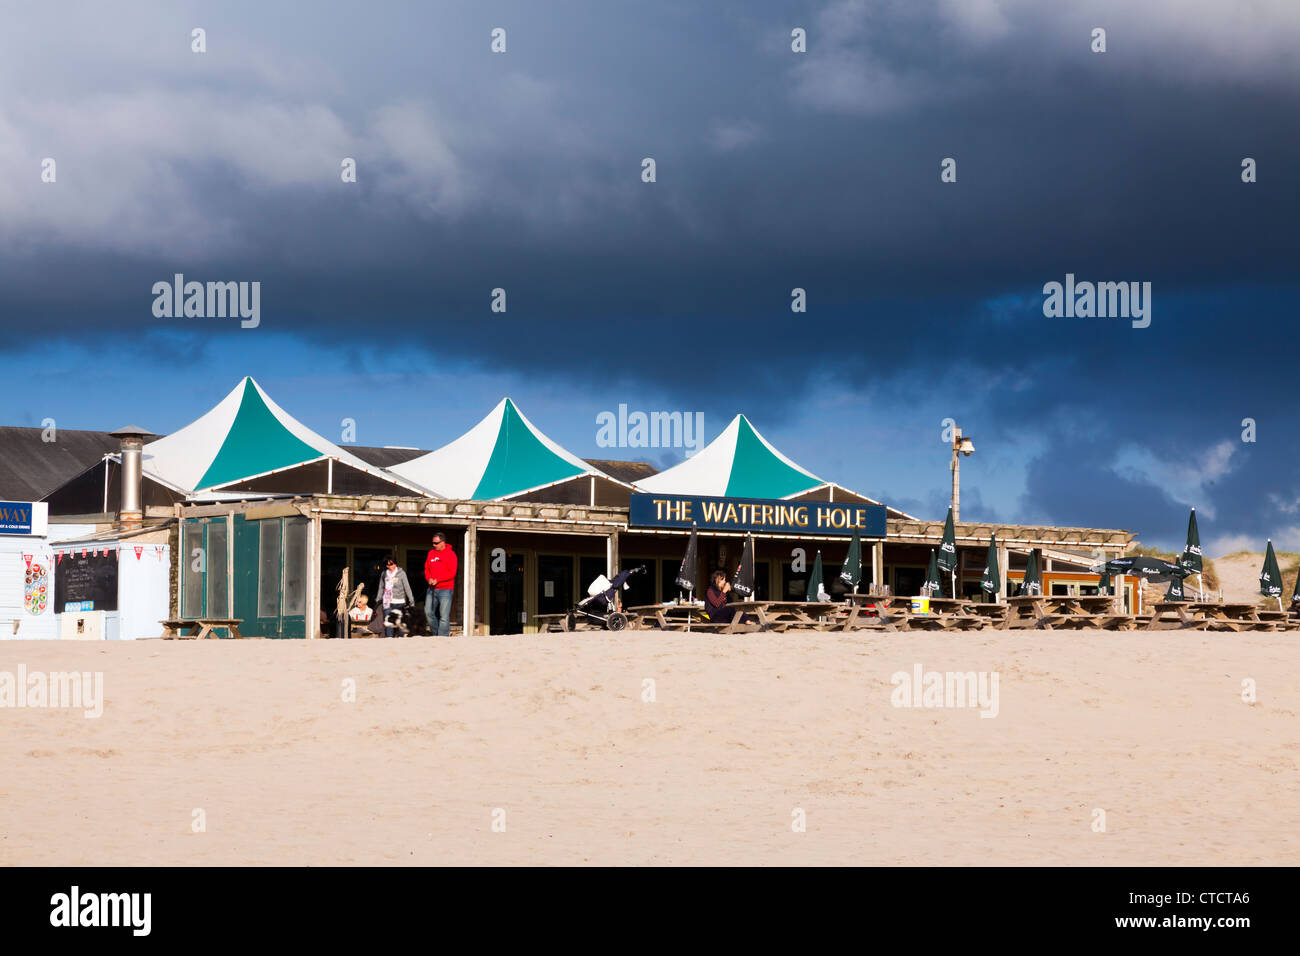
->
<box><xmin>488</xmin><ymin>550</ymin><xmax>526</xmax><ymax>634</ymax></box>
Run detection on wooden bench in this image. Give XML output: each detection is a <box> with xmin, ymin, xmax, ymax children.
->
<box><xmin>534</xmin><ymin>613</ymin><xmax>570</xmax><ymax>633</ymax></box>
<box><xmin>161</xmin><ymin>618</ymin><xmax>246</xmax><ymax>640</ymax></box>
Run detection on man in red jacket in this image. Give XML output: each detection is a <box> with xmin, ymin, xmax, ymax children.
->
<box><xmin>424</xmin><ymin>532</ymin><xmax>458</xmax><ymax>636</ymax></box>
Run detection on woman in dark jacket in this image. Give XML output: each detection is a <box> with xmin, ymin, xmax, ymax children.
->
<box><xmin>701</xmin><ymin>569</ymin><xmax>736</xmax><ymax>624</ymax></box>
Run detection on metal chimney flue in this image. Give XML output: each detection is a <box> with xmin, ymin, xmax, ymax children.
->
<box><xmin>109</xmin><ymin>425</ymin><xmax>154</xmax><ymax>530</ymax></box>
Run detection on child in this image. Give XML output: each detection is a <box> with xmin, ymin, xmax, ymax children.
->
<box><xmin>348</xmin><ymin>593</ymin><xmax>374</xmax><ymax>624</ymax></box>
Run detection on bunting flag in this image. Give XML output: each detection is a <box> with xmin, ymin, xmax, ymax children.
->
<box><xmin>391</xmin><ymin>397</ymin><xmax>627</xmax><ymax>500</ymax></box>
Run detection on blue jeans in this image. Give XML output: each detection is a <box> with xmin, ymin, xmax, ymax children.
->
<box><xmin>426</xmin><ymin>588</ymin><xmax>454</xmax><ymax>636</ymax></box>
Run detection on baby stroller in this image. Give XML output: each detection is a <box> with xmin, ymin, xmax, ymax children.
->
<box><xmin>566</xmin><ymin>565</ymin><xmax>646</xmax><ymax>631</ymax></box>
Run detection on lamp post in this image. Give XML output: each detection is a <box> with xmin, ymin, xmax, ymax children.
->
<box><xmin>949</xmin><ymin>425</ymin><xmax>975</xmax><ymax>521</ymax></box>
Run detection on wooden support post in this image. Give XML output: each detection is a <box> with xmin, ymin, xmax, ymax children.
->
<box><xmin>462</xmin><ymin>521</ymin><xmax>478</xmax><ymax>637</ymax></box>
<box><xmin>307</xmin><ymin>512</ymin><xmax>322</xmax><ymax>638</ymax></box>
<box><xmin>997</xmin><ymin>542</ymin><xmax>1008</xmax><ymax>603</ymax></box>
<box><xmin>872</xmin><ymin>539</ymin><xmax>884</xmax><ymax>590</ymax></box>
<box><xmin>607</xmin><ymin>530</ymin><xmax>620</xmax><ymax>577</ymax></box>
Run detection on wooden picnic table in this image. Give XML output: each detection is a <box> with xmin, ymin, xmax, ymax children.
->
<box><xmin>160</xmin><ymin>618</ymin><xmax>247</xmax><ymax>640</ymax></box>
<box><xmin>725</xmin><ymin>600</ymin><xmax>837</xmax><ymax>632</ymax></box>
<box><xmin>1005</xmin><ymin>595</ymin><xmax>1128</xmax><ymax>630</ymax></box>
<box><xmin>1145</xmin><ymin>601</ymin><xmax>1276</xmax><ymax>632</ymax></box>
<box><xmin>839</xmin><ymin>594</ymin><xmax>991</xmax><ymax>631</ymax></box>
<box><xmin>625</xmin><ymin>603</ymin><xmax>735</xmax><ymax>632</ymax></box>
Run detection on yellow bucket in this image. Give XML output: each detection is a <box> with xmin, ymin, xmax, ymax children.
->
<box><xmin>910</xmin><ymin>597</ymin><xmax>931</xmax><ymax>615</ymax></box>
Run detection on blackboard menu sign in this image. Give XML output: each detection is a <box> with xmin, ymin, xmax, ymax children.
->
<box><xmin>54</xmin><ymin>551</ymin><xmax>119</xmax><ymax>612</ymax></box>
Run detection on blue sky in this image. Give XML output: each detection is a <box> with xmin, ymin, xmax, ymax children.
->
<box><xmin>1</xmin><ymin>0</ymin><xmax>1297</xmax><ymax>555</ymax></box>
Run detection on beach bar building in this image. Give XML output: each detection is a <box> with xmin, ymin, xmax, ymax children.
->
<box><xmin>13</xmin><ymin>377</ymin><xmax>1140</xmax><ymax>639</ymax></box>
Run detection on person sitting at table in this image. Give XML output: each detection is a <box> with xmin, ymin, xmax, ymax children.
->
<box><xmin>701</xmin><ymin>570</ymin><xmax>735</xmax><ymax>624</ymax></box>
<box><xmin>348</xmin><ymin>593</ymin><xmax>374</xmax><ymax>624</ymax></box>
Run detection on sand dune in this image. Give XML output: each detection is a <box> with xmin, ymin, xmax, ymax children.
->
<box><xmin>2</xmin><ymin>630</ymin><xmax>1297</xmax><ymax>866</ymax></box>
<box><xmin>1213</xmin><ymin>551</ymin><xmax>1298</xmax><ymax>606</ymax></box>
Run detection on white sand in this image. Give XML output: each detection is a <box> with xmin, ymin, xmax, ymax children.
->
<box><xmin>2</xmin><ymin>630</ymin><xmax>1297</xmax><ymax>866</ymax></box>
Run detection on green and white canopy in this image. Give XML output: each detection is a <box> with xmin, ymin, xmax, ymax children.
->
<box><xmin>142</xmin><ymin>377</ymin><xmax>429</xmax><ymax>495</ymax></box>
<box><xmin>633</xmin><ymin>415</ymin><xmax>826</xmax><ymax>499</ymax></box>
<box><xmin>391</xmin><ymin>398</ymin><xmax>628</xmax><ymax>501</ymax></box>
<box><xmin>633</xmin><ymin>414</ymin><xmax>898</xmax><ymax>512</ymax></box>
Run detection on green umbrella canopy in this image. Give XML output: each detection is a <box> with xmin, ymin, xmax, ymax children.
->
<box><xmin>979</xmin><ymin>535</ymin><xmax>1000</xmax><ymax>595</ymax></box>
<box><xmin>1097</xmin><ymin>570</ymin><xmax>1112</xmax><ymax>596</ymax></box>
<box><xmin>1179</xmin><ymin>509</ymin><xmax>1203</xmax><ymax>574</ymax></box>
<box><xmin>839</xmin><ymin>530</ymin><xmax>863</xmax><ymax>589</ymax></box>
<box><xmin>1017</xmin><ymin>550</ymin><xmax>1042</xmax><ymax>596</ymax></box>
<box><xmin>923</xmin><ymin>549</ymin><xmax>941</xmax><ymax>595</ymax></box>
<box><xmin>1260</xmin><ymin>540</ymin><xmax>1283</xmax><ymax>598</ymax></box>
<box><xmin>1104</xmin><ymin>555</ymin><xmax>1190</xmax><ymax>581</ymax></box>
<box><xmin>1164</xmin><ymin>575</ymin><xmax>1186</xmax><ymax>602</ymax></box>
<box><xmin>806</xmin><ymin>551</ymin><xmax>825</xmax><ymax>602</ymax></box>
<box><xmin>937</xmin><ymin>507</ymin><xmax>958</xmax><ymax>574</ymax></box>
<box><xmin>1292</xmin><ymin>558</ymin><xmax>1300</xmax><ymax>605</ymax></box>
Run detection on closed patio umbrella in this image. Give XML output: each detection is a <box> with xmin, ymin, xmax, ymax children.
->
<box><xmin>1164</xmin><ymin>574</ymin><xmax>1185</xmax><ymax>602</ymax></box>
<box><xmin>733</xmin><ymin>533</ymin><xmax>756</xmax><ymax>598</ymax></box>
<box><xmin>1017</xmin><ymin>549</ymin><xmax>1042</xmax><ymax>596</ymax></box>
<box><xmin>979</xmin><ymin>534</ymin><xmax>1001</xmax><ymax>601</ymax></box>
<box><xmin>1260</xmin><ymin>540</ymin><xmax>1283</xmax><ymax>610</ymax></box>
<box><xmin>674</xmin><ymin>523</ymin><xmax>699</xmax><ymax>598</ymax></box>
<box><xmin>922</xmin><ymin>548</ymin><xmax>941</xmax><ymax>596</ymax></box>
<box><xmin>937</xmin><ymin>507</ymin><xmax>958</xmax><ymax>597</ymax></box>
<box><xmin>1179</xmin><ymin>508</ymin><xmax>1204</xmax><ymax>599</ymax></box>
<box><xmin>806</xmin><ymin>551</ymin><xmax>826</xmax><ymax>602</ymax></box>
<box><xmin>839</xmin><ymin>530</ymin><xmax>862</xmax><ymax>593</ymax></box>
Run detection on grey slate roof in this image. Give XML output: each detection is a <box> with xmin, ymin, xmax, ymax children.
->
<box><xmin>0</xmin><ymin>427</ymin><xmax>123</xmax><ymax>501</ymax></box>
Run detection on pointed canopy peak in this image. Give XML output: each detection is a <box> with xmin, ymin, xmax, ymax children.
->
<box><xmin>391</xmin><ymin>396</ymin><xmax>616</xmax><ymax>500</ymax></box>
<box><xmin>633</xmin><ymin>413</ymin><xmax>824</xmax><ymax>498</ymax></box>
<box><xmin>138</xmin><ymin>376</ymin><xmax>424</xmax><ymax>495</ymax></box>
<box><xmin>195</xmin><ymin>378</ymin><xmax>321</xmax><ymax>489</ymax></box>
<box><xmin>473</xmin><ymin>397</ymin><xmax>587</xmax><ymax>498</ymax></box>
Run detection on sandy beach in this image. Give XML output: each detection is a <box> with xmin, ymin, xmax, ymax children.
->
<box><xmin>2</xmin><ymin>630</ymin><xmax>1297</xmax><ymax>867</ymax></box>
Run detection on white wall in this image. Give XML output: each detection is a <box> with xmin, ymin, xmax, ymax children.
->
<box><xmin>118</xmin><ymin>543</ymin><xmax>171</xmax><ymax>640</ymax></box>
<box><xmin>3</xmin><ymin>527</ymin><xmax>170</xmax><ymax>642</ymax></box>
<box><xmin>0</xmin><ymin>535</ymin><xmax>57</xmax><ymax>639</ymax></box>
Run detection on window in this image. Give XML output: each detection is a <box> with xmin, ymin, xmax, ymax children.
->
<box><xmin>283</xmin><ymin>518</ymin><xmax>308</xmax><ymax>617</ymax></box>
<box><xmin>893</xmin><ymin>566</ymin><xmax>925</xmax><ymax>597</ymax></box>
<box><xmin>258</xmin><ymin>520</ymin><xmax>282</xmax><ymax>619</ymax></box>
<box><xmin>206</xmin><ymin>520</ymin><xmax>229</xmax><ymax>618</ymax></box>
<box><xmin>181</xmin><ymin>521</ymin><xmax>203</xmax><ymax>618</ymax></box>
<box><xmin>579</xmin><ymin>556</ymin><xmax>607</xmax><ymax>596</ymax></box>
<box><xmin>537</xmin><ymin>555</ymin><xmax>574</xmax><ymax>615</ymax></box>
<box><xmin>660</xmin><ymin>558</ymin><xmax>687</xmax><ymax>602</ymax></box>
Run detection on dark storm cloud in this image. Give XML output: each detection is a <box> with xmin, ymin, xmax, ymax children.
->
<box><xmin>1</xmin><ymin>0</ymin><xmax>1297</xmax><ymax>542</ymax></box>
